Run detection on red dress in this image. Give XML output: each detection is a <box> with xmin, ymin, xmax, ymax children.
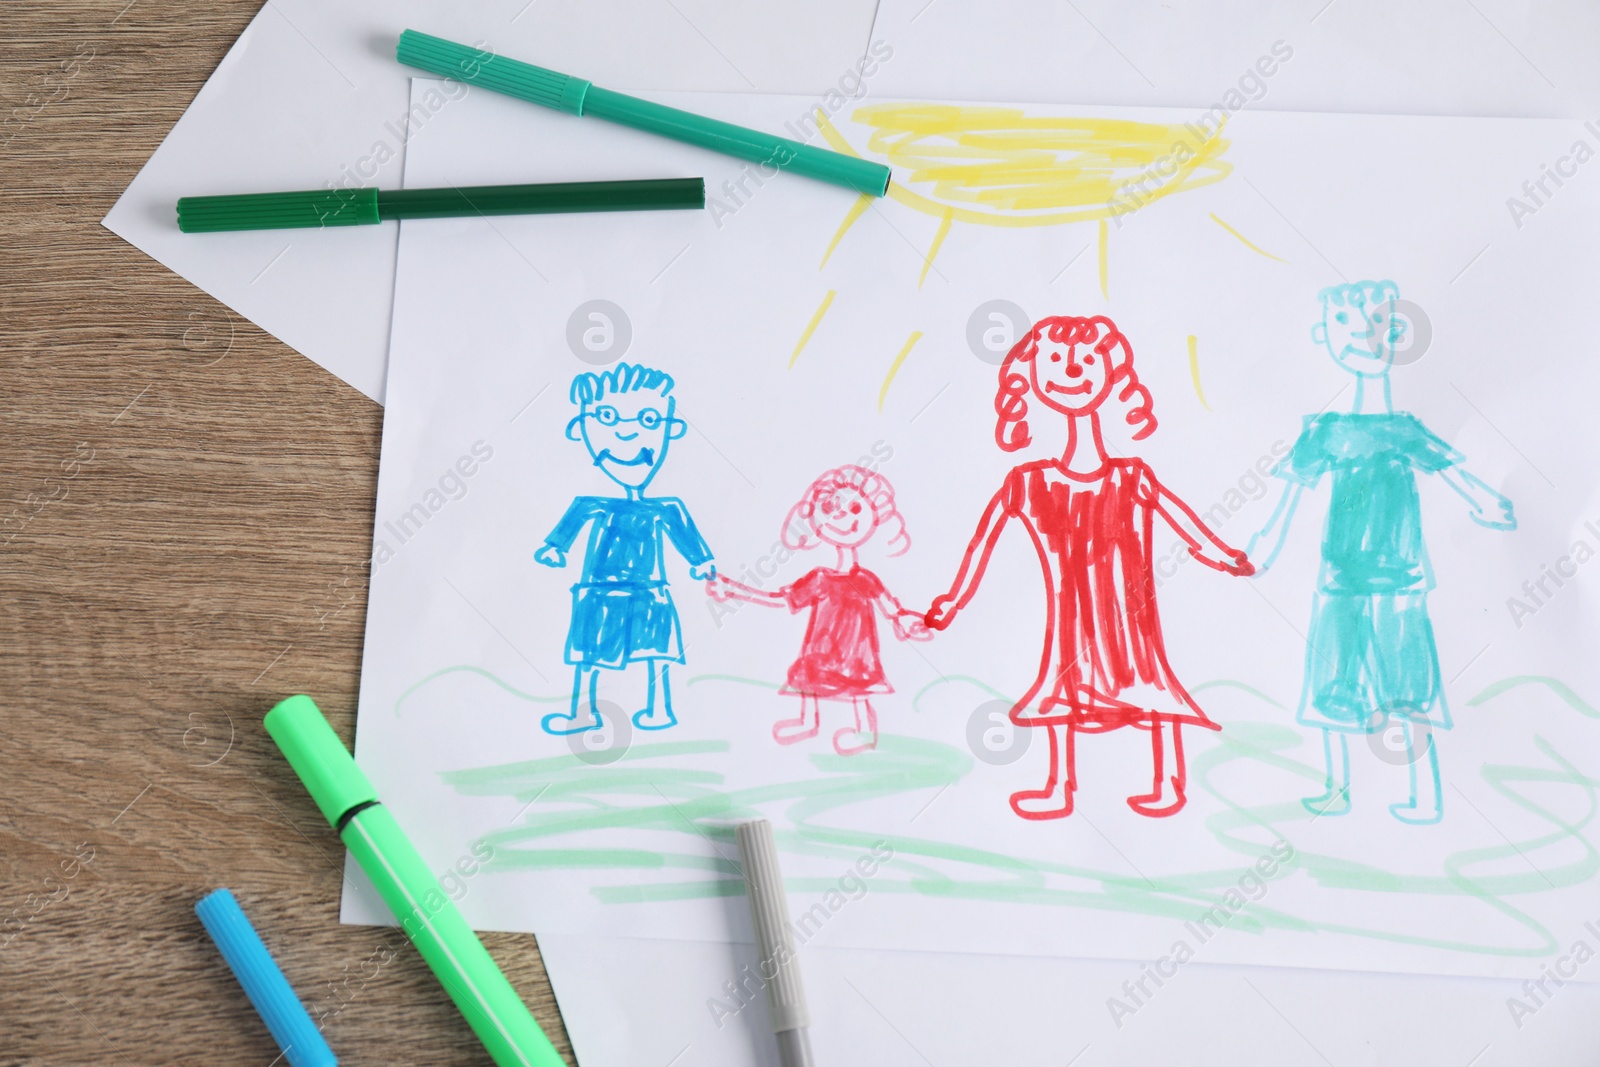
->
<box><xmin>1003</xmin><ymin>458</ymin><xmax>1216</xmax><ymax>731</ymax></box>
<box><xmin>781</xmin><ymin>566</ymin><xmax>891</xmax><ymax>699</ymax></box>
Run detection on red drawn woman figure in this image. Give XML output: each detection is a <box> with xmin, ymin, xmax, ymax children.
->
<box><xmin>710</xmin><ymin>465</ymin><xmax>930</xmax><ymax>755</ymax></box>
<box><xmin>926</xmin><ymin>316</ymin><xmax>1253</xmax><ymax>819</ymax></box>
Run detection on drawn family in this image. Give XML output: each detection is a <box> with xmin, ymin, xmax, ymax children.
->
<box><xmin>533</xmin><ymin>281</ymin><xmax>1514</xmax><ymax>824</ymax></box>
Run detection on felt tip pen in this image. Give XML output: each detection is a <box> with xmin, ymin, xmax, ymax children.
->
<box><xmin>195</xmin><ymin>888</ymin><xmax>337</xmax><ymax>1067</ymax></box>
<box><xmin>736</xmin><ymin>819</ymin><xmax>814</xmax><ymax>1067</ymax></box>
<box><xmin>177</xmin><ymin>177</ymin><xmax>705</xmax><ymax>233</ymax></box>
<box><xmin>396</xmin><ymin>30</ymin><xmax>892</xmax><ymax>198</ymax></box>
<box><xmin>263</xmin><ymin>694</ymin><xmax>565</xmax><ymax>1067</ymax></box>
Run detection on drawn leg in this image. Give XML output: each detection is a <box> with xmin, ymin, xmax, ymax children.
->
<box><xmin>633</xmin><ymin>660</ymin><xmax>679</xmax><ymax>731</ymax></box>
<box><xmin>1389</xmin><ymin>719</ymin><xmax>1442</xmax><ymax>824</ymax></box>
<box><xmin>833</xmin><ymin>699</ymin><xmax>879</xmax><ymax>756</ymax></box>
<box><xmin>1009</xmin><ymin>724</ymin><xmax>1075</xmax><ymax>820</ymax></box>
<box><xmin>543</xmin><ymin>665</ymin><xmax>605</xmax><ymax>735</ymax></box>
<box><xmin>773</xmin><ymin>695</ymin><xmax>821</xmax><ymax>744</ymax></box>
<box><xmin>1127</xmin><ymin>718</ymin><xmax>1188</xmax><ymax>818</ymax></box>
<box><xmin>1302</xmin><ymin>729</ymin><xmax>1351</xmax><ymax>816</ymax></box>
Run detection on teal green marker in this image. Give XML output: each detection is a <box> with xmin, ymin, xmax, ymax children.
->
<box><xmin>264</xmin><ymin>695</ymin><xmax>564</xmax><ymax>1067</ymax></box>
<box><xmin>397</xmin><ymin>30</ymin><xmax>892</xmax><ymax>198</ymax></box>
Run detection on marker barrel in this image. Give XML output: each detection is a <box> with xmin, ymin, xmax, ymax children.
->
<box><xmin>195</xmin><ymin>888</ymin><xmax>337</xmax><ymax>1067</ymax></box>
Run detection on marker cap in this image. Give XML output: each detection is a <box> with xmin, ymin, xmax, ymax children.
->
<box><xmin>264</xmin><ymin>695</ymin><xmax>377</xmax><ymax>828</ymax></box>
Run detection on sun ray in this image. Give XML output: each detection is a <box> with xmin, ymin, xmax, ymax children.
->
<box><xmin>920</xmin><ymin>207</ymin><xmax>954</xmax><ymax>288</ymax></box>
<box><xmin>789</xmin><ymin>290</ymin><xmax>837</xmax><ymax>368</ymax></box>
<box><xmin>1098</xmin><ymin>219</ymin><xmax>1110</xmax><ymax>300</ymax></box>
<box><xmin>878</xmin><ymin>330</ymin><xmax>924</xmax><ymax>411</ymax></box>
<box><xmin>821</xmin><ymin>194</ymin><xmax>872</xmax><ymax>269</ymax></box>
<box><xmin>1209</xmin><ymin>212</ymin><xmax>1287</xmax><ymax>263</ymax></box>
<box><xmin>1187</xmin><ymin>334</ymin><xmax>1211</xmax><ymax>411</ymax></box>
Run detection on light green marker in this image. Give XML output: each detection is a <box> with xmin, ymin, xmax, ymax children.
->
<box><xmin>264</xmin><ymin>695</ymin><xmax>564</xmax><ymax>1067</ymax></box>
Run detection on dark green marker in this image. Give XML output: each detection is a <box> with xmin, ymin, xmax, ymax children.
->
<box><xmin>177</xmin><ymin>177</ymin><xmax>704</xmax><ymax>233</ymax></box>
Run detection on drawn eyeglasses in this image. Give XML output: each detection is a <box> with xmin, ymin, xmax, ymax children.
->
<box><xmin>585</xmin><ymin>405</ymin><xmax>674</xmax><ymax>430</ymax></box>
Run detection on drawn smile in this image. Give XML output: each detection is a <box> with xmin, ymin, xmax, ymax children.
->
<box><xmin>824</xmin><ymin>520</ymin><xmax>861</xmax><ymax>537</ymax></box>
<box><xmin>1045</xmin><ymin>380</ymin><xmax>1094</xmax><ymax>395</ymax></box>
<box><xmin>598</xmin><ymin>448</ymin><xmax>655</xmax><ymax>467</ymax></box>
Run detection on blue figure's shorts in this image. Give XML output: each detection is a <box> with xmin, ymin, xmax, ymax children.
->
<box><xmin>1298</xmin><ymin>591</ymin><xmax>1450</xmax><ymax>733</ymax></box>
<box><xmin>565</xmin><ymin>581</ymin><xmax>683</xmax><ymax>669</ymax></box>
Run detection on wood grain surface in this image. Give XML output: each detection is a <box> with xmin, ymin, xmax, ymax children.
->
<box><xmin>0</xmin><ymin>3</ymin><xmax>576</xmax><ymax>1063</ymax></box>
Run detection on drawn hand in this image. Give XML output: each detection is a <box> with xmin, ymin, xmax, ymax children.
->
<box><xmin>690</xmin><ymin>562</ymin><xmax>717</xmax><ymax>581</ymax></box>
<box><xmin>925</xmin><ymin>595</ymin><xmax>957</xmax><ymax>631</ymax></box>
<box><xmin>705</xmin><ymin>574</ymin><xmax>736</xmax><ymax>601</ymax></box>
<box><xmin>534</xmin><ymin>544</ymin><xmax>566</xmax><ymax>568</ymax></box>
<box><xmin>1222</xmin><ymin>548</ymin><xmax>1255</xmax><ymax>577</ymax></box>
<box><xmin>892</xmin><ymin>611</ymin><xmax>932</xmax><ymax>642</ymax></box>
<box><xmin>1469</xmin><ymin>494</ymin><xmax>1516</xmax><ymax>531</ymax></box>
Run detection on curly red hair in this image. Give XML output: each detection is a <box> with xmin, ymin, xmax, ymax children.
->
<box><xmin>994</xmin><ymin>315</ymin><xmax>1155</xmax><ymax>452</ymax></box>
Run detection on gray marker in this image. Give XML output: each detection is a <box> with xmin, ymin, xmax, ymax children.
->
<box><xmin>735</xmin><ymin>819</ymin><xmax>813</xmax><ymax>1067</ymax></box>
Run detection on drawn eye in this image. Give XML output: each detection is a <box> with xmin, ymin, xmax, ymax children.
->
<box><xmin>636</xmin><ymin>408</ymin><xmax>663</xmax><ymax>430</ymax></box>
<box><xmin>820</xmin><ymin>498</ymin><xmax>835</xmax><ymax>514</ymax></box>
<box><xmin>592</xmin><ymin>406</ymin><xmax>619</xmax><ymax>425</ymax></box>
<box><xmin>849</xmin><ymin>502</ymin><xmax>862</xmax><ymax>514</ymax></box>
<box><xmin>1373</xmin><ymin>314</ymin><xmax>1384</xmax><ymax>322</ymax></box>
<box><xmin>1335</xmin><ymin>312</ymin><xmax>1349</xmax><ymax>324</ymax></box>
<box><xmin>1084</xmin><ymin>355</ymin><xmax>1095</xmax><ymax>365</ymax></box>
<box><xmin>1050</xmin><ymin>353</ymin><xmax>1061</xmax><ymax>362</ymax></box>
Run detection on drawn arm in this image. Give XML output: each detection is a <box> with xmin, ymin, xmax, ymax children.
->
<box><xmin>535</xmin><ymin>497</ymin><xmax>602</xmax><ymax>568</ymax></box>
<box><xmin>1150</xmin><ymin>479</ymin><xmax>1254</xmax><ymax>576</ymax></box>
<box><xmin>1245</xmin><ymin>480</ymin><xmax>1305</xmax><ymax>574</ymax></box>
<box><xmin>1437</xmin><ymin>467</ymin><xmax>1516</xmax><ymax>530</ymax></box>
<box><xmin>926</xmin><ymin>484</ymin><xmax>1014</xmax><ymax>630</ymax></box>
<box><xmin>706</xmin><ymin>575</ymin><xmax>785</xmax><ymax>606</ymax></box>
<box><xmin>660</xmin><ymin>498</ymin><xmax>717</xmax><ymax>579</ymax></box>
<box><xmin>872</xmin><ymin>586</ymin><xmax>932</xmax><ymax>642</ymax></box>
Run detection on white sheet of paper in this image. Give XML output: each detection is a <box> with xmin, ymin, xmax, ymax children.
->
<box><xmin>535</xmin><ymin>932</ymin><xmax>1600</xmax><ymax>1067</ymax></box>
<box><xmin>346</xmin><ymin>79</ymin><xmax>1600</xmax><ymax>986</ymax></box>
<box><xmin>98</xmin><ymin>0</ymin><xmax>878</xmax><ymax>400</ymax></box>
<box><xmin>869</xmin><ymin>0</ymin><xmax>1600</xmax><ymax>118</ymax></box>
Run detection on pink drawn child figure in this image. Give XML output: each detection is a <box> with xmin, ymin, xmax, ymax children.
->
<box><xmin>709</xmin><ymin>465</ymin><xmax>930</xmax><ymax>755</ymax></box>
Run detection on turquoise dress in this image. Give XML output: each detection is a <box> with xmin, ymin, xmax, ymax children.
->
<box><xmin>1275</xmin><ymin>413</ymin><xmax>1461</xmax><ymax>732</ymax></box>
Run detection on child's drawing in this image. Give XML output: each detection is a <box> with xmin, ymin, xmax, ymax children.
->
<box><xmin>709</xmin><ymin>465</ymin><xmax>930</xmax><ymax>754</ymax></box>
<box><xmin>535</xmin><ymin>363</ymin><xmax>716</xmax><ymax>736</ymax></box>
<box><xmin>925</xmin><ymin>316</ymin><xmax>1254</xmax><ymax>819</ymax></box>
<box><xmin>1248</xmin><ymin>282</ymin><xmax>1517</xmax><ymax>824</ymax></box>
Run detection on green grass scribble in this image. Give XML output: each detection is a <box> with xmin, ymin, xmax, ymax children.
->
<box><xmin>407</xmin><ymin>666</ymin><xmax>1600</xmax><ymax>959</ymax></box>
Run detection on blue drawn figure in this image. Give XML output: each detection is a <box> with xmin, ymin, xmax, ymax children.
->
<box><xmin>534</xmin><ymin>363</ymin><xmax>716</xmax><ymax>735</ymax></box>
<box><xmin>1248</xmin><ymin>281</ymin><xmax>1516</xmax><ymax>824</ymax></box>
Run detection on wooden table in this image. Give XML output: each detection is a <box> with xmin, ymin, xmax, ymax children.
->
<box><xmin>0</xmin><ymin>3</ymin><xmax>575</xmax><ymax>1062</ymax></box>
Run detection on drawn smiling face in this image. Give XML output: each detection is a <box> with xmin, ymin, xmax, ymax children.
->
<box><xmin>1030</xmin><ymin>337</ymin><xmax>1114</xmax><ymax>416</ymax></box>
<box><xmin>578</xmin><ymin>391</ymin><xmax>678</xmax><ymax>491</ymax></box>
<box><xmin>1317</xmin><ymin>295</ymin><xmax>1404</xmax><ymax>377</ymax></box>
<box><xmin>809</xmin><ymin>485</ymin><xmax>876</xmax><ymax>548</ymax></box>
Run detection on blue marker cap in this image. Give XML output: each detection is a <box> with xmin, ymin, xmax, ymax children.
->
<box><xmin>195</xmin><ymin>889</ymin><xmax>337</xmax><ymax>1067</ymax></box>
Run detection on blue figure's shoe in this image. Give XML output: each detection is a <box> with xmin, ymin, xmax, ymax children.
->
<box><xmin>1302</xmin><ymin>787</ymin><xmax>1351</xmax><ymax>818</ymax></box>
<box><xmin>542</xmin><ymin>708</ymin><xmax>604</xmax><ymax>735</ymax></box>
<box><xmin>633</xmin><ymin>705</ymin><xmax>678</xmax><ymax>731</ymax></box>
<box><xmin>1389</xmin><ymin>800</ymin><xmax>1442</xmax><ymax>825</ymax></box>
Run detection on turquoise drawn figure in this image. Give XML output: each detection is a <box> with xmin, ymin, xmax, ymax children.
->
<box><xmin>535</xmin><ymin>363</ymin><xmax>716</xmax><ymax>736</ymax></box>
<box><xmin>1248</xmin><ymin>281</ymin><xmax>1517</xmax><ymax>824</ymax></box>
